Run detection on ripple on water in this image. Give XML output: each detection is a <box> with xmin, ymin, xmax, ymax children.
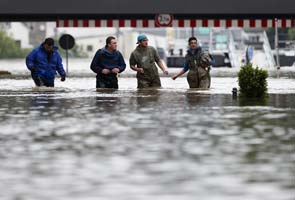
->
<box><xmin>0</xmin><ymin>78</ymin><xmax>294</xmax><ymax>200</ymax></box>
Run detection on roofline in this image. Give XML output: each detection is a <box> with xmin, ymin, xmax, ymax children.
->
<box><xmin>1</xmin><ymin>14</ymin><xmax>294</xmax><ymax>22</ymax></box>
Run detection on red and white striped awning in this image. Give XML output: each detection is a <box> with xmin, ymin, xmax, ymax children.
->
<box><xmin>56</xmin><ymin>19</ymin><xmax>295</xmax><ymax>28</ymax></box>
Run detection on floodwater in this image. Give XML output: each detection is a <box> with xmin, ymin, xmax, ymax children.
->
<box><xmin>0</xmin><ymin>77</ymin><xmax>294</xmax><ymax>200</ymax></box>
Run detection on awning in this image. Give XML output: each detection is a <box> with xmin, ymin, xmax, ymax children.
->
<box><xmin>56</xmin><ymin>19</ymin><xmax>295</xmax><ymax>28</ymax></box>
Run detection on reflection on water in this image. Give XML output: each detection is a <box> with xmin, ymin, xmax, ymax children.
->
<box><xmin>0</xmin><ymin>78</ymin><xmax>294</xmax><ymax>200</ymax></box>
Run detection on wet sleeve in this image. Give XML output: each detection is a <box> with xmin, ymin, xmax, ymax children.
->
<box><xmin>56</xmin><ymin>53</ymin><xmax>66</xmax><ymax>77</ymax></box>
<box><xmin>183</xmin><ymin>59</ymin><xmax>189</xmax><ymax>73</ymax></box>
<box><xmin>129</xmin><ymin>53</ymin><xmax>137</xmax><ymax>67</ymax></box>
<box><xmin>118</xmin><ymin>52</ymin><xmax>126</xmax><ymax>73</ymax></box>
<box><xmin>26</xmin><ymin>49</ymin><xmax>37</xmax><ymax>70</ymax></box>
<box><xmin>90</xmin><ymin>50</ymin><xmax>103</xmax><ymax>73</ymax></box>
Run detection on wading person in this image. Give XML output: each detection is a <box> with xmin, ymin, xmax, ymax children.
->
<box><xmin>172</xmin><ymin>37</ymin><xmax>213</xmax><ymax>88</ymax></box>
<box><xmin>129</xmin><ymin>34</ymin><xmax>168</xmax><ymax>88</ymax></box>
<box><xmin>245</xmin><ymin>45</ymin><xmax>254</xmax><ymax>64</ymax></box>
<box><xmin>90</xmin><ymin>36</ymin><xmax>126</xmax><ymax>89</ymax></box>
<box><xmin>26</xmin><ymin>38</ymin><xmax>66</xmax><ymax>87</ymax></box>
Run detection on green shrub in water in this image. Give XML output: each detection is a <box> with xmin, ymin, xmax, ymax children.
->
<box><xmin>238</xmin><ymin>63</ymin><xmax>268</xmax><ymax>97</ymax></box>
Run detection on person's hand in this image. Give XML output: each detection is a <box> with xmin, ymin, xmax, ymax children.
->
<box><xmin>102</xmin><ymin>69</ymin><xmax>110</xmax><ymax>75</ymax></box>
<box><xmin>111</xmin><ymin>68</ymin><xmax>120</xmax><ymax>74</ymax></box>
<box><xmin>137</xmin><ymin>68</ymin><xmax>144</xmax><ymax>74</ymax></box>
<box><xmin>163</xmin><ymin>69</ymin><xmax>169</xmax><ymax>75</ymax></box>
<box><xmin>172</xmin><ymin>75</ymin><xmax>177</xmax><ymax>80</ymax></box>
<box><xmin>61</xmin><ymin>76</ymin><xmax>66</xmax><ymax>82</ymax></box>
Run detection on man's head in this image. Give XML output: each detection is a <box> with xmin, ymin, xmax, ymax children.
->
<box><xmin>106</xmin><ymin>36</ymin><xmax>117</xmax><ymax>51</ymax></box>
<box><xmin>137</xmin><ymin>34</ymin><xmax>148</xmax><ymax>47</ymax></box>
<box><xmin>188</xmin><ymin>37</ymin><xmax>198</xmax><ymax>49</ymax></box>
<box><xmin>43</xmin><ymin>38</ymin><xmax>54</xmax><ymax>53</ymax></box>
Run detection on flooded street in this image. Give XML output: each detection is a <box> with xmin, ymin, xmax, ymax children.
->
<box><xmin>0</xmin><ymin>77</ymin><xmax>294</xmax><ymax>200</ymax></box>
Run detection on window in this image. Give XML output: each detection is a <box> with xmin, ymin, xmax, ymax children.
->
<box><xmin>87</xmin><ymin>45</ymin><xmax>93</xmax><ymax>52</ymax></box>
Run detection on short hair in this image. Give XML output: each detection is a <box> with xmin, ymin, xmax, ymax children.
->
<box><xmin>44</xmin><ymin>38</ymin><xmax>54</xmax><ymax>46</ymax></box>
<box><xmin>106</xmin><ymin>36</ymin><xmax>116</xmax><ymax>46</ymax></box>
<box><xmin>188</xmin><ymin>37</ymin><xmax>197</xmax><ymax>43</ymax></box>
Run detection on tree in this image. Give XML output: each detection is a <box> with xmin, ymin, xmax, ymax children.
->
<box><xmin>0</xmin><ymin>29</ymin><xmax>31</xmax><ymax>58</ymax></box>
<box><xmin>288</xmin><ymin>28</ymin><xmax>295</xmax><ymax>40</ymax></box>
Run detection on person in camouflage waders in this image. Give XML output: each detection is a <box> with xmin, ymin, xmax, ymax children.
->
<box><xmin>172</xmin><ymin>37</ymin><xmax>213</xmax><ymax>89</ymax></box>
<box><xmin>130</xmin><ymin>34</ymin><xmax>169</xmax><ymax>88</ymax></box>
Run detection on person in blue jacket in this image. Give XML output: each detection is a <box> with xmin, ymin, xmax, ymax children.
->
<box><xmin>172</xmin><ymin>37</ymin><xmax>214</xmax><ymax>88</ymax></box>
<box><xmin>246</xmin><ymin>45</ymin><xmax>254</xmax><ymax>64</ymax></box>
<box><xmin>90</xmin><ymin>36</ymin><xmax>126</xmax><ymax>89</ymax></box>
<box><xmin>26</xmin><ymin>38</ymin><xmax>66</xmax><ymax>87</ymax></box>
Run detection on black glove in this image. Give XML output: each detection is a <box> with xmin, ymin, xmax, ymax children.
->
<box><xmin>61</xmin><ymin>76</ymin><xmax>66</xmax><ymax>82</ymax></box>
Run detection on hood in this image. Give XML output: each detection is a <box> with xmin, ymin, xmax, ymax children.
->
<box><xmin>101</xmin><ymin>47</ymin><xmax>119</xmax><ymax>58</ymax></box>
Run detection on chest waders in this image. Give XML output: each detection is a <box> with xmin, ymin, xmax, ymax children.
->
<box><xmin>186</xmin><ymin>53</ymin><xmax>211</xmax><ymax>89</ymax></box>
<box><xmin>187</xmin><ymin>55</ymin><xmax>200</xmax><ymax>88</ymax></box>
<box><xmin>133</xmin><ymin>48</ymin><xmax>161</xmax><ymax>88</ymax></box>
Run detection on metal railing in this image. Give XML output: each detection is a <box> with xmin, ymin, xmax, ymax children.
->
<box><xmin>228</xmin><ymin>30</ymin><xmax>241</xmax><ymax>68</ymax></box>
<box><xmin>262</xmin><ymin>31</ymin><xmax>276</xmax><ymax>68</ymax></box>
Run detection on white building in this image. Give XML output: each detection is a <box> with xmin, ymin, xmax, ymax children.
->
<box><xmin>0</xmin><ymin>22</ymin><xmax>32</xmax><ymax>49</ymax></box>
<box><xmin>56</xmin><ymin>27</ymin><xmax>168</xmax><ymax>58</ymax></box>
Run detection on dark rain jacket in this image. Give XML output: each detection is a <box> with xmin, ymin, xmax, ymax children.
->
<box><xmin>26</xmin><ymin>44</ymin><xmax>66</xmax><ymax>82</ymax></box>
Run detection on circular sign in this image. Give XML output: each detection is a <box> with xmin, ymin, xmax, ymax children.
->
<box><xmin>59</xmin><ymin>34</ymin><xmax>75</xmax><ymax>50</ymax></box>
<box><xmin>155</xmin><ymin>14</ymin><xmax>173</xmax><ymax>27</ymax></box>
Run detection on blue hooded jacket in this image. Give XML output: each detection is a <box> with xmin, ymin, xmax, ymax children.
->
<box><xmin>26</xmin><ymin>44</ymin><xmax>66</xmax><ymax>80</ymax></box>
<box><xmin>90</xmin><ymin>47</ymin><xmax>126</xmax><ymax>74</ymax></box>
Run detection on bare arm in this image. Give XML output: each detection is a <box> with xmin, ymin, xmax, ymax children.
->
<box><xmin>153</xmin><ymin>48</ymin><xmax>168</xmax><ymax>74</ymax></box>
<box><xmin>156</xmin><ymin>60</ymin><xmax>168</xmax><ymax>75</ymax></box>
<box><xmin>172</xmin><ymin>69</ymin><xmax>186</xmax><ymax>80</ymax></box>
<box><xmin>172</xmin><ymin>57</ymin><xmax>189</xmax><ymax>80</ymax></box>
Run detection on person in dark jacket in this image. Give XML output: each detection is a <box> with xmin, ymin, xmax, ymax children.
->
<box><xmin>26</xmin><ymin>38</ymin><xmax>66</xmax><ymax>87</ymax></box>
<box><xmin>245</xmin><ymin>45</ymin><xmax>254</xmax><ymax>64</ymax></box>
<box><xmin>90</xmin><ymin>36</ymin><xmax>126</xmax><ymax>89</ymax></box>
<box><xmin>172</xmin><ymin>37</ymin><xmax>213</xmax><ymax>88</ymax></box>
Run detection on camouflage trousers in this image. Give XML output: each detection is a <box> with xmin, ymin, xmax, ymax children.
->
<box><xmin>136</xmin><ymin>66</ymin><xmax>161</xmax><ymax>88</ymax></box>
<box><xmin>187</xmin><ymin>67</ymin><xmax>211</xmax><ymax>89</ymax></box>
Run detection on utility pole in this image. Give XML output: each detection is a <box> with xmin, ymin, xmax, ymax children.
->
<box><xmin>275</xmin><ymin>18</ymin><xmax>280</xmax><ymax>69</ymax></box>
